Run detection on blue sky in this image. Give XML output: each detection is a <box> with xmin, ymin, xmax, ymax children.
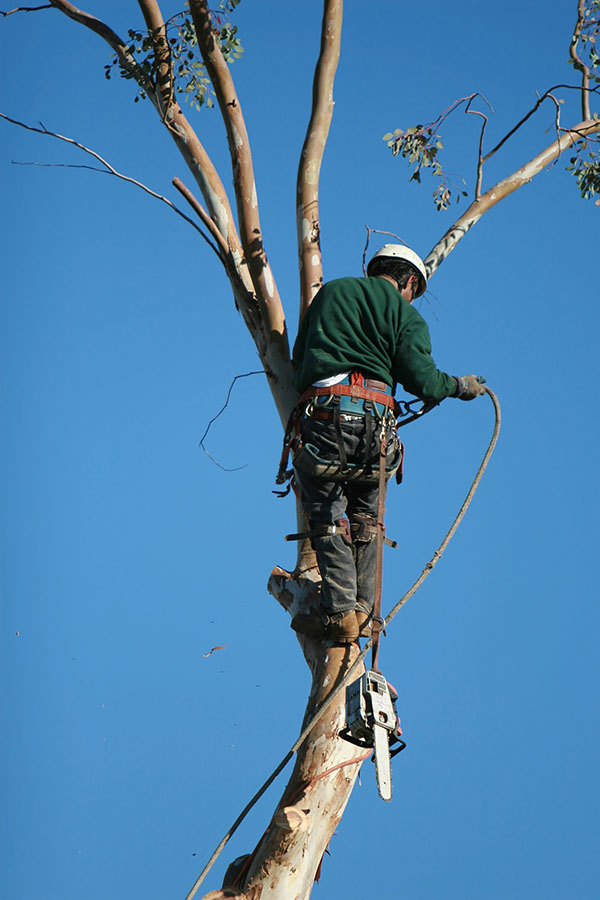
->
<box><xmin>1</xmin><ymin>2</ymin><xmax>599</xmax><ymax>899</ymax></box>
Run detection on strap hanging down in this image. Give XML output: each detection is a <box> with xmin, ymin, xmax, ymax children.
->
<box><xmin>371</xmin><ymin>425</ymin><xmax>388</xmax><ymax>673</ymax></box>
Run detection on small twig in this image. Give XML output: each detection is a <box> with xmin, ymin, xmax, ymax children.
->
<box><xmin>546</xmin><ymin>92</ymin><xmax>564</xmax><ymax>167</ymax></box>
<box><xmin>482</xmin><ymin>83</ymin><xmax>598</xmax><ymax>164</ymax></box>
<box><xmin>199</xmin><ymin>370</ymin><xmax>264</xmax><ymax>471</ymax></box>
<box><xmin>469</xmin><ymin>110</ymin><xmax>487</xmax><ymax>200</ymax></box>
<box><xmin>362</xmin><ymin>226</ymin><xmax>409</xmax><ymax>275</ymax></box>
<box><xmin>0</xmin><ymin>5</ymin><xmax>51</xmax><ymax>14</ymax></box>
<box><xmin>464</xmin><ymin>94</ymin><xmax>493</xmax><ymax>200</ymax></box>
<box><xmin>0</xmin><ymin>112</ymin><xmax>221</xmax><ymax>257</ymax></box>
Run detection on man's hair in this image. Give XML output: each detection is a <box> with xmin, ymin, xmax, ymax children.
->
<box><xmin>367</xmin><ymin>255</ymin><xmax>422</xmax><ymax>293</ymax></box>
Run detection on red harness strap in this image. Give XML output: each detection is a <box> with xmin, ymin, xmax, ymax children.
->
<box><xmin>299</xmin><ymin>371</ymin><xmax>395</xmax><ymax>410</ymax></box>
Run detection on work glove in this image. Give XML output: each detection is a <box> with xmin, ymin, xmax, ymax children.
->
<box><xmin>455</xmin><ymin>374</ymin><xmax>486</xmax><ymax>401</ymax></box>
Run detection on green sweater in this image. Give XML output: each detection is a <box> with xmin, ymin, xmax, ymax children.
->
<box><xmin>292</xmin><ymin>276</ymin><xmax>458</xmax><ymax>402</ymax></box>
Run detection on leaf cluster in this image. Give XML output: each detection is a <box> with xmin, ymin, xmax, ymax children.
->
<box><xmin>566</xmin><ymin>142</ymin><xmax>600</xmax><ymax>201</ymax></box>
<box><xmin>383</xmin><ymin>126</ymin><xmax>466</xmax><ymax>211</ymax></box>
<box><xmin>104</xmin><ymin>3</ymin><xmax>244</xmax><ymax>112</ymax></box>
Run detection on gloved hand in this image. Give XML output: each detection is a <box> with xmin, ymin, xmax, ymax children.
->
<box><xmin>455</xmin><ymin>374</ymin><xmax>486</xmax><ymax>401</ymax></box>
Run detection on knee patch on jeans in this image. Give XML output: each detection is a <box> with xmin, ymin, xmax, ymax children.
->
<box><xmin>350</xmin><ymin>513</ymin><xmax>378</xmax><ymax>543</ymax></box>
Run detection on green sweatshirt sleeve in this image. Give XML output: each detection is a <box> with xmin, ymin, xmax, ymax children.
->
<box><xmin>392</xmin><ymin>308</ymin><xmax>458</xmax><ymax>402</ymax></box>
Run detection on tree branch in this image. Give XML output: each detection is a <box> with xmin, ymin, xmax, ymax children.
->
<box><xmin>173</xmin><ymin>177</ymin><xmax>229</xmax><ymax>258</ymax></box>
<box><xmin>1</xmin><ymin>5</ymin><xmax>51</xmax><ymax>14</ymax></box>
<box><xmin>464</xmin><ymin>94</ymin><xmax>493</xmax><ymax>200</ymax></box>
<box><xmin>425</xmin><ymin>117</ymin><xmax>600</xmax><ymax>275</ymax></box>
<box><xmin>137</xmin><ymin>0</ymin><xmax>174</xmax><ymax>113</ymax></box>
<box><xmin>570</xmin><ymin>0</ymin><xmax>592</xmax><ymax>120</ymax></box>
<box><xmin>0</xmin><ymin>112</ymin><xmax>223</xmax><ymax>257</ymax></box>
<box><xmin>47</xmin><ymin>0</ymin><xmax>249</xmax><ymax>287</ymax></box>
<box><xmin>189</xmin><ymin>2</ymin><xmax>283</xmax><ymax>328</ymax></box>
<box><xmin>481</xmin><ymin>83</ymin><xmax>598</xmax><ymax>164</ymax></box>
<box><xmin>46</xmin><ymin>0</ymin><xmax>156</xmax><ymax>95</ymax></box>
<box><xmin>296</xmin><ymin>0</ymin><xmax>343</xmax><ymax>319</ymax></box>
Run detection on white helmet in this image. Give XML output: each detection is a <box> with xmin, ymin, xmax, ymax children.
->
<box><xmin>368</xmin><ymin>243</ymin><xmax>427</xmax><ymax>297</ymax></box>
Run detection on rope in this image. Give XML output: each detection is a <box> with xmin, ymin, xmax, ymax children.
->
<box><xmin>184</xmin><ymin>386</ymin><xmax>501</xmax><ymax>900</ymax></box>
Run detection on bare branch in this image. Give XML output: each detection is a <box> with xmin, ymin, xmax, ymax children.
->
<box><xmin>570</xmin><ymin>0</ymin><xmax>592</xmax><ymax>120</ymax></box>
<box><xmin>481</xmin><ymin>83</ymin><xmax>599</xmax><ymax>164</ymax></box>
<box><xmin>1</xmin><ymin>5</ymin><xmax>51</xmax><ymax>14</ymax></box>
<box><xmin>172</xmin><ymin>177</ymin><xmax>229</xmax><ymax>258</ymax></box>
<box><xmin>0</xmin><ymin>112</ymin><xmax>223</xmax><ymax>257</ymax></box>
<box><xmin>296</xmin><ymin>0</ymin><xmax>343</xmax><ymax>319</ymax></box>
<box><xmin>425</xmin><ymin>117</ymin><xmax>600</xmax><ymax>276</ymax></box>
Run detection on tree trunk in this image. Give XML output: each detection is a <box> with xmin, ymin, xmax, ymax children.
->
<box><xmin>204</xmin><ymin>567</ymin><xmax>367</xmax><ymax>900</ymax></box>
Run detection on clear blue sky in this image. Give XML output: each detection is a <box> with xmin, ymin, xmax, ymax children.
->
<box><xmin>1</xmin><ymin>2</ymin><xmax>599</xmax><ymax>899</ymax></box>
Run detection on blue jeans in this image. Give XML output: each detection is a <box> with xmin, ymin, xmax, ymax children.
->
<box><xmin>293</xmin><ymin>405</ymin><xmax>400</xmax><ymax>621</ymax></box>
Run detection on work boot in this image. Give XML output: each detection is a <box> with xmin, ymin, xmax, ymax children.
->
<box><xmin>290</xmin><ymin>613</ymin><xmax>325</xmax><ymax>639</ymax></box>
<box><xmin>356</xmin><ymin>610</ymin><xmax>372</xmax><ymax>637</ymax></box>
<box><xmin>326</xmin><ymin>611</ymin><xmax>359</xmax><ymax>644</ymax></box>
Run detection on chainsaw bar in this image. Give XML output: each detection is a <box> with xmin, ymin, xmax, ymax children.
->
<box><xmin>373</xmin><ymin>721</ymin><xmax>392</xmax><ymax>801</ymax></box>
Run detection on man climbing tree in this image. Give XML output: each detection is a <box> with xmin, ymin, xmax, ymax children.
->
<box><xmin>287</xmin><ymin>243</ymin><xmax>486</xmax><ymax>644</ymax></box>
<box><xmin>2</xmin><ymin>1</ymin><xmax>599</xmax><ymax>898</ymax></box>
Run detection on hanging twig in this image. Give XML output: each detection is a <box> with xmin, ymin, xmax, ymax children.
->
<box><xmin>199</xmin><ymin>370</ymin><xmax>265</xmax><ymax>471</ymax></box>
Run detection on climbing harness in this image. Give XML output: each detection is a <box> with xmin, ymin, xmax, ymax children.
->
<box><xmin>275</xmin><ymin>372</ymin><xmax>399</xmax><ymax>491</ymax></box>
<box><xmin>185</xmin><ymin>387</ymin><xmax>501</xmax><ymax>900</ymax></box>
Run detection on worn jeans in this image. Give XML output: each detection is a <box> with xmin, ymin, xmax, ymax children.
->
<box><xmin>293</xmin><ymin>406</ymin><xmax>400</xmax><ymax>621</ymax></box>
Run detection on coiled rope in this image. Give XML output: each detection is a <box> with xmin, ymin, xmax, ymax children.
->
<box><xmin>184</xmin><ymin>386</ymin><xmax>501</xmax><ymax>900</ymax></box>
